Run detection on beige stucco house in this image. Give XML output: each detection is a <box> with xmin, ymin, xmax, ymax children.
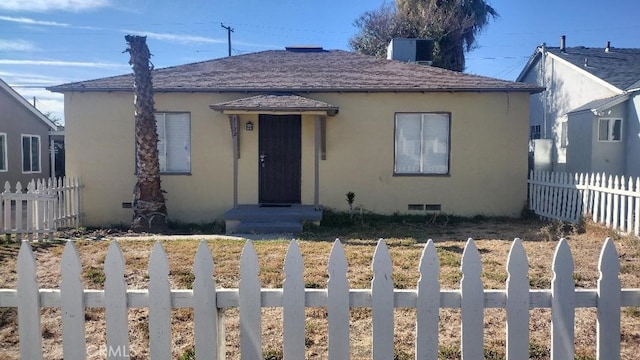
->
<box><xmin>1</xmin><ymin>78</ymin><xmax>57</xmax><ymax>187</ymax></box>
<box><xmin>49</xmin><ymin>47</ymin><xmax>541</xmax><ymax>232</ymax></box>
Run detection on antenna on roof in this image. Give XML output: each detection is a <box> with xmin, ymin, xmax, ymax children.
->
<box><xmin>221</xmin><ymin>23</ymin><xmax>234</xmax><ymax>57</ymax></box>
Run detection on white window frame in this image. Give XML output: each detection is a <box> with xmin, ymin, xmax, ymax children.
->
<box><xmin>21</xmin><ymin>134</ymin><xmax>41</xmax><ymax>174</ymax></box>
<box><xmin>530</xmin><ymin>125</ymin><xmax>541</xmax><ymax>140</ymax></box>
<box><xmin>560</xmin><ymin>122</ymin><xmax>568</xmax><ymax>148</ymax></box>
<box><xmin>155</xmin><ymin>112</ymin><xmax>191</xmax><ymax>174</ymax></box>
<box><xmin>394</xmin><ymin>112</ymin><xmax>451</xmax><ymax>175</ymax></box>
<box><xmin>0</xmin><ymin>133</ymin><xmax>7</xmax><ymax>172</ymax></box>
<box><xmin>598</xmin><ymin>118</ymin><xmax>622</xmax><ymax>142</ymax></box>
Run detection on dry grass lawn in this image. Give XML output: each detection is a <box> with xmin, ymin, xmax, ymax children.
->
<box><xmin>0</xmin><ymin>216</ymin><xmax>639</xmax><ymax>359</ymax></box>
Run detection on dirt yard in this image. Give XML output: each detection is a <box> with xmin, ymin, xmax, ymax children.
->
<box><xmin>0</xmin><ymin>218</ymin><xmax>639</xmax><ymax>359</ymax></box>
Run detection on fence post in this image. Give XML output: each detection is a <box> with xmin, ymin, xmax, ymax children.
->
<box><xmin>193</xmin><ymin>241</ymin><xmax>220</xmax><ymax>359</ymax></box>
<box><xmin>104</xmin><ymin>241</ymin><xmax>130</xmax><ymax>359</ymax></box>
<box><xmin>372</xmin><ymin>239</ymin><xmax>394</xmax><ymax>360</ymax></box>
<box><xmin>506</xmin><ymin>239</ymin><xmax>529</xmax><ymax>360</ymax></box>
<box><xmin>283</xmin><ymin>240</ymin><xmax>305</xmax><ymax>359</ymax></box>
<box><xmin>416</xmin><ymin>240</ymin><xmax>440</xmax><ymax>360</ymax></box>
<box><xmin>461</xmin><ymin>239</ymin><xmax>484</xmax><ymax>359</ymax></box>
<box><xmin>597</xmin><ymin>238</ymin><xmax>621</xmax><ymax>359</ymax></box>
<box><xmin>328</xmin><ymin>240</ymin><xmax>350</xmax><ymax>360</ymax></box>
<box><xmin>239</xmin><ymin>240</ymin><xmax>261</xmax><ymax>360</ymax></box>
<box><xmin>17</xmin><ymin>241</ymin><xmax>44</xmax><ymax>359</ymax></box>
<box><xmin>551</xmin><ymin>239</ymin><xmax>575</xmax><ymax>359</ymax></box>
<box><xmin>149</xmin><ymin>242</ymin><xmax>172</xmax><ymax>360</ymax></box>
<box><xmin>61</xmin><ymin>241</ymin><xmax>87</xmax><ymax>360</ymax></box>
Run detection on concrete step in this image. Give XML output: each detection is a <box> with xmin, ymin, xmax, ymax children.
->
<box><xmin>235</xmin><ymin>221</ymin><xmax>303</xmax><ymax>234</ymax></box>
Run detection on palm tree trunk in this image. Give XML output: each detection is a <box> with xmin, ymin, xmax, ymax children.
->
<box><xmin>125</xmin><ymin>35</ymin><xmax>168</xmax><ymax>233</ymax></box>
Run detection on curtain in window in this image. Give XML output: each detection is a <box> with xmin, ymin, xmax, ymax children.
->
<box><xmin>155</xmin><ymin>113</ymin><xmax>191</xmax><ymax>172</ymax></box>
<box><xmin>395</xmin><ymin>113</ymin><xmax>449</xmax><ymax>174</ymax></box>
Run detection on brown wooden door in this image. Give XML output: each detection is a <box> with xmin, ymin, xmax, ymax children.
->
<box><xmin>258</xmin><ymin>114</ymin><xmax>301</xmax><ymax>204</ymax></box>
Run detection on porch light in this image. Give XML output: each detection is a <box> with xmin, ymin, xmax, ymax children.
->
<box><xmin>245</xmin><ymin>121</ymin><xmax>254</xmax><ymax>131</ymax></box>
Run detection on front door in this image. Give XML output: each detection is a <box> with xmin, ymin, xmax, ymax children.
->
<box><xmin>258</xmin><ymin>114</ymin><xmax>301</xmax><ymax>204</ymax></box>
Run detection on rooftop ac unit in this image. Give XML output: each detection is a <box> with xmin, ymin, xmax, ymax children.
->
<box><xmin>387</xmin><ymin>38</ymin><xmax>434</xmax><ymax>65</ymax></box>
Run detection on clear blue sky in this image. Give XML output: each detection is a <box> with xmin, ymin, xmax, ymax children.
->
<box><xmin>1</xmin><ymin>0</ymin><xmax>639</xmax><ymax>122</ymax></box>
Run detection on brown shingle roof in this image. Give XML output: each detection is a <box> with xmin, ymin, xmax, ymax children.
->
<box><xmin>210</xmin><ymin>93</ymin><xmax>339</xmax><ymax>115</ymax></box>
<box><xmin>48</xmin><ymin>49</ymin><xmax>542</xmax><ymax>93</ymax></box>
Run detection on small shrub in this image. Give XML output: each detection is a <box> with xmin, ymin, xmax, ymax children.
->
<box><xmin>85</xmin><ymin>267</ymin><xmax>106</xmax><ymax>285</ymax></box>
<box><xmin>178</xmin><ymin>347</ymin><xmax>195</xmax><ymax>360</ymax></box>
<box><xmin>528</xmin><ymin>342</ymin><xmax>549</xmax><ymax>359</ymax></box>
<box><xmin>263</xmin><ymin>349</ymin><xmax>283</xmax><ymax>360</ymax></box>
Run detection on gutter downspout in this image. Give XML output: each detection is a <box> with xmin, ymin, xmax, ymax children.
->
<box><xmin>541</xmin><ymin>43</ymin><xmax>548</xmax><ymax>139</ymax></box>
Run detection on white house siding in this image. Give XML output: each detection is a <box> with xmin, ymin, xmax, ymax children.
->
<box><xmin>520</xmin><ymin>52</ymin><xmax>620</xmax><ymax>172</ymax></box>
<box><xmin>565</xmin><ymin>111</ymin><xmax>593</xmax><ymax>173</ymax></box>
<box><xmin>627</xmin><ymin>94</ymin><xmax>640</xmax><ymax>177</ymax></box>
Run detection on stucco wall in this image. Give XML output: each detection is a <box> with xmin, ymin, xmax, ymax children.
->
<box><xmin>63</xmin><ymin>90</ymin><xmax>530</xmax><ymax>226</ymax></box>
<box><xmin>0</xmin><ymin>89</ymin><xmax>51</xmax><ymax>186</ymax></box>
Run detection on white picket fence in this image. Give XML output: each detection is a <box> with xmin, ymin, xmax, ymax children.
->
<box><xmin>1</xmin><ymin>177</ymin><xmax>81</xmax><ymax>241</ymax></box>
<box><xmin>1</xmin><ymin>238</ymin><xmax>639</xmax><ymax>359</ymax></box>
<box><xmin>528</xmin><ymin>171</ymin><xmax>640</xmax><ymax>236</ymax></box>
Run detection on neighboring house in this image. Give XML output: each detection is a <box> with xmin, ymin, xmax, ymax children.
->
<box><xmin>48</xmin><ymin>47</ymin><xmax>541</xmax><ymax>230</ymax></box>
<box><xmin>0</xmin><ymin>78</ymin><xmax>57</xmax><ymax>187</ymax></box>
<box><xmin>517</xmin><ymin>36</ymin><xmax>640</xmax><ymax>177</ymax></box>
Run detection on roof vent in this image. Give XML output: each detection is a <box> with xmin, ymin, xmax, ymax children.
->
<box><xmin>605</xmin><ymin>41</ymin><xmax>611</xmax><ymax>53</ymax></box>
<box><xmin>560</xmin><ymin>35</ymin><xmax>566</xmax><ymax>53</ymax></box>
<box><xmin>387</xmin><ymin>38</ymin><xmax>434</xmax><ymax>65</ymax></box>
<box><xmin>285</xmin><ymin>45</ymin><xmax>324</xmax><ymax>53</ymax></box>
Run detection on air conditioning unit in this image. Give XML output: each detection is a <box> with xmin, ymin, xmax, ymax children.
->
<box><xmin>387</xmin><ymin>38</ymin><xmax>434</xmax><ymax>65</ymax></box>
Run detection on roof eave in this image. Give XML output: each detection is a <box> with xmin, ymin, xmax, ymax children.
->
<box><xmin>49</xmin><ymin>86</ymin><xmax>544</xmax><ymax>94</ymax></box>
<box><xmin>2</xmin><ymin>79</ymin><xmax>57</xmax><ymax>130</ymax></box>
<box><xmin>516</xmin><ymin>47</ymin><xmax>543</xmax><ymax>82</ymax></box>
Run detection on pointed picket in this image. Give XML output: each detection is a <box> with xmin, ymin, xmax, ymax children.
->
<box><xmin>416</xmin><ymin>240</ymin><xmax>440</xmax><ymax>360</ymax></box>
<box><xmin>239</xmin><ymin>240</ymin><xmax>261</xmax><ymax>360</ymax></box>
<box><xmin>327</xmin><ymin>240</ymin><xmax>349</xmax><ymax>360</ymax></box>
<box><xmin>460</xmin><ymin>239</ymin><xmax>484</xmax><ymax>359</ymax></box>
<box><xmin>148</xmin><ymin>242</ymin><xmax>172</xmax><ymax>360</ymax></box>
<box><xmin>61</xmin><ymin>241</ymin><xmax>86</xmax><ymax>360</ymax></box>
<box><xmin>551</xmin><ymin>239</ymin><xmax>574</xmax><ymax>360</ymax></box>
<box><xmin>371</xmin><ymin>239</ymin><xmax>394</xmax><ymax>360</ymax></box>
<box><xmin>506</xmin><ymin>239</ymin><xmax>529</xmax><ymax>360</ymax></box>
<box><xmin>104</xmin><ymin>241</ymin><xmax>129</xmax><ymax>359</ymax></box>
<box><xmin>283</xmin><ymin>240</ymin><xmax>305</xmax><ymax>359</ymax></box>
<box><xmin>597</xmin><ymin>238</ymin><xmax>621</xmax><ymax>359</ymax></box>
<box><xmin>193</xmin><ymin>241</ymin><xmax>219</xmax><ymax>360</ymax></box>
<box><xmin>17</xmin><ymin>241</ymin><xmax>43</xmax><ymax>359</ymax></box>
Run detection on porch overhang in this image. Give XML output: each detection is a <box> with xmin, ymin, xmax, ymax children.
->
<box><xmin>209</xmin><ymin>93</ymin><xmax>339</xmax><ymax>116</ymax></box>
<box><xmin>210</xmin><ymin>93</ymin><xmax>333</xmax><ymax>210</ymax></box>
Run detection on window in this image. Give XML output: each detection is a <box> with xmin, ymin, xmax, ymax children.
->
<box><xmin>560</xmin><ymin>122</ymin><xmax>568</xmax><ymax>148</ymax></box>
<box><xmin>530</xmin><ymin>125</ymin><xmax>541</xmax><ymax>139</ymax></box>
<box><xmin>395</xmin><ymin>113</ymin><xmax>450</xmax><ymax>175</ymax></box>
<box><xmin>155</xmin><ymin>112</ymin><xmax>191</xmax><ymax>173</ymax></box>
<box><xmin>0</xmin><ymin>133</ymin><xmax>6</xmax><ymax>171</ymax></box>
<box><xmin>22</xmin><ymin>134</ymin><xmax>40</xmax><ymax>173</ymax></box>
<box><xmin>598</xmin><ymin>118</ymin><xmax>622</xmax><ymax>142</ymax></box>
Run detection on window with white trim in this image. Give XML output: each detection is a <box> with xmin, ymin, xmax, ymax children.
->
<box><xmin>560</xmin><ymin>122</ymin><xmax>568</xmax><ymax>148</ymax></box>
<box><xmin>530</xmin><ymin>125</ymin><xmax>541</xmax><ymax>139</ymax></box>
<box><xmin>395</xmin><ymin>113</ymin><xmax>450</xmax><ymax>175</ymax></box>
<box><xmin>22</xmin><ymin>134</ymin><xmax>40</xmax><ymax>173</ymax></box>
<box><xmin>598</xmin><ymin>118</ymin><xmax>622</xmax><ymax>142</ymax></box>
<box><xmin>155</xmin><ymin>112</ymin><xmax>191</xmax><ymax>173</ymax></box>
<box><xmin>0</xmin><ymin>133</ymin><xmax>6</xmax><ymax>172</ymax></box>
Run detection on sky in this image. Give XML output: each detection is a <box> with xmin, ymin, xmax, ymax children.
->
<box><xmin>1</xmin><ymin>0</ymin><xmax>639</xmax><ymax>123</ymax></box>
